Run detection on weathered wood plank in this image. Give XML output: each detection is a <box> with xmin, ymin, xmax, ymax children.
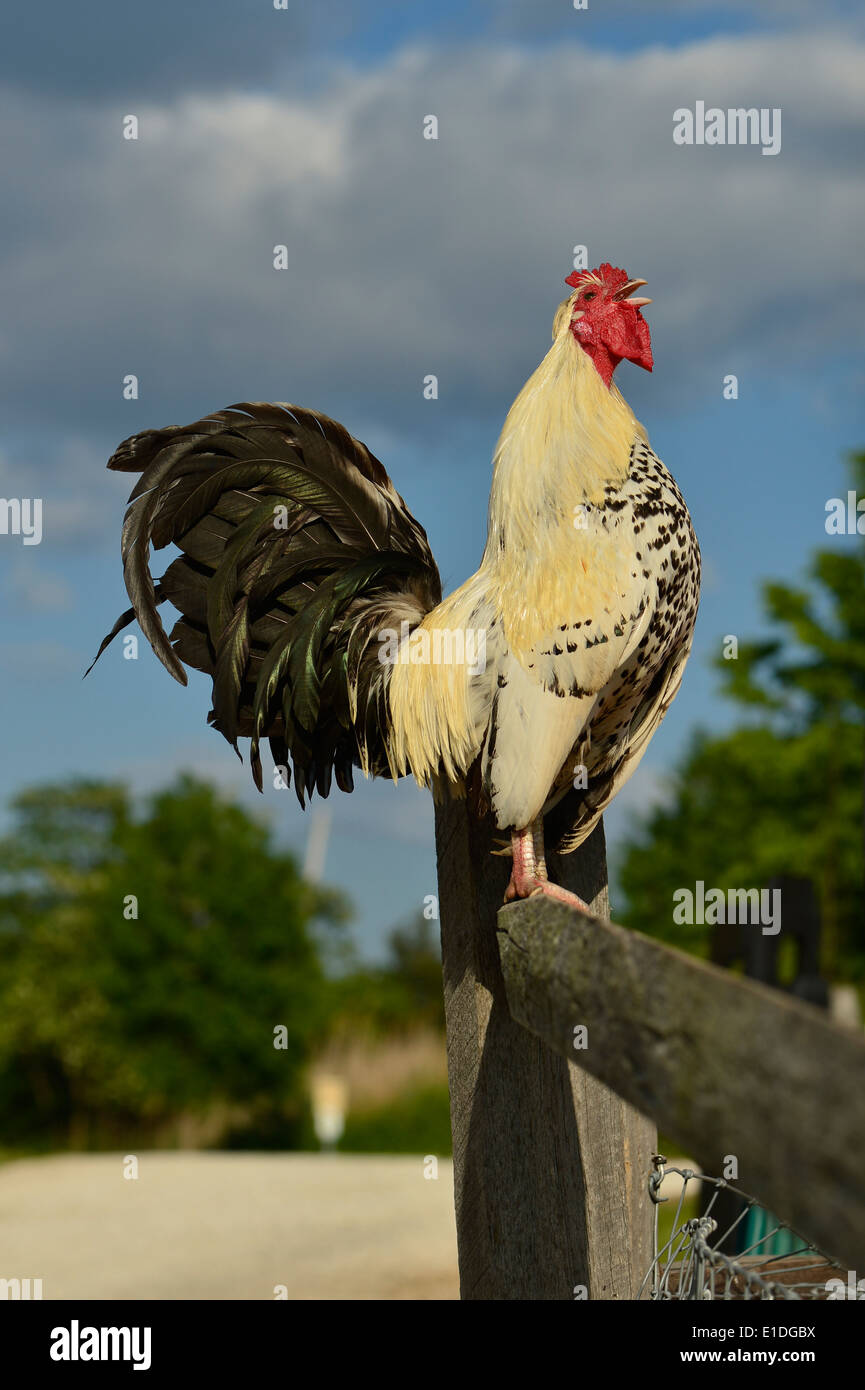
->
<box><xmin>435</xmin><ymin>796</ymin><xmax>656</xmax><ymax>1300</ymax></box>
<box><xmin>498</xmin><ymin>897</ymin><xmax>865</xmax><ymax>1271</ymax></box>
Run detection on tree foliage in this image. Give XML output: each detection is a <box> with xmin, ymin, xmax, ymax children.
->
<box><xmin>0</xmin><ymin>775</ymin><xmax>347</xmax><ymax>1146</ymax></box>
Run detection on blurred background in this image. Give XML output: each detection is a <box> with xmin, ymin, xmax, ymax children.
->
<box><xmin>0</xmin><ymin>0</ymin><xmax>863</xmax><ymax>1298</ymax></box>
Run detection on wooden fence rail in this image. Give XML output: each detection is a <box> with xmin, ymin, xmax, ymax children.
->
<box><xmin>499</xmin><ymin>894</ymin><xmax>865</xmax><ymax>1275</ymax></box>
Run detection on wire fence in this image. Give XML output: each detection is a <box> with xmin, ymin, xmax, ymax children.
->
<box><xmin>642</xmin><ymin>1155</ymin><xmax>862</xmax><ymax>1301</ymax></box>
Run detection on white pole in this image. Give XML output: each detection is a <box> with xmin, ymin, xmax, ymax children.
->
<box><xmin>303</xmin><ymin>808</ymin><xmax>332</xmax><ymax>883</ymax></box>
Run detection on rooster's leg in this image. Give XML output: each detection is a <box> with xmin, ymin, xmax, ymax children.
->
<box><xmin>503</xmin><ymin>816</ymin><xmax>590</xmax><ymax>912</ymax></box>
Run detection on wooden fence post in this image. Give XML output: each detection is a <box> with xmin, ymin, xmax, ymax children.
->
<box><xmin>434</xmin><ymin>796</ymin><xmax>656</xmax><ymax>1300</ymax></box>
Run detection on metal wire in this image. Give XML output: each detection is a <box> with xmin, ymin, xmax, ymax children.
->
<box><xmin>640</xmin><ymin>1154</ymin><xmax>860</xmax><ymax>1301</ymax></box>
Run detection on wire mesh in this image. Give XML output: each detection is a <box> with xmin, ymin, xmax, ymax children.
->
<box><xmin>641</xmin><ymin>1154</ymin><xmax>862</xmax><ymax>1301</ymax></box>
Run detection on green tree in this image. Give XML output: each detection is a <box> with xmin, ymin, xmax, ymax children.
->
<box><xmin>618</xmin><ymin>452</ymin><xmax>865</xmax><ymax>981</ymax></box>
<box><xmin>0</xmin><ymin>775</ymin><xmax>348</xmax><ymax>1148</ymax></box>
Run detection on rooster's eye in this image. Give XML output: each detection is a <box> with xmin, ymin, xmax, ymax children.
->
<box><xmin>583</xmin><ymin>292</ymin><xmax>596</xmax><ymax>301</ymax></box>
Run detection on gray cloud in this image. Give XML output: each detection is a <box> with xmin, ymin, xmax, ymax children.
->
<box><xmin>0</xmin><ymin>31</ymin><xmax>862</xmax><ymax>519</ymax></box>
<box><xmin>0</xmin><ymin>0</ymin><xmax>307</xmax><ymax>99</ymax></box>
<box><xmin>5</xmin><ymin>0</ymin><xmax>855</xmax><ymax>106</ymax></box>
<box><xmin>496</xmin><ymin>0</ymin><xmax>862</xmax><ymax>36</ymax></box>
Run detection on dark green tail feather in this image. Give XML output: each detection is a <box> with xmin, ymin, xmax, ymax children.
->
<box><xmin>90</xmin><ymin>402</ymin><xmax>441</xmax><ymax>803</ymax></box>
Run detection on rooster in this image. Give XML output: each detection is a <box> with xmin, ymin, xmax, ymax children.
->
<box><xmin>91</xmin><ymin>263</ymin><xmax>700</xmax><ymax>911</ymax></box>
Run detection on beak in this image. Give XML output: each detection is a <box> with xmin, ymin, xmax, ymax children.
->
<box><xmin>613</xmin><ymin>278</ymin><xmax>652</xmax><ymax>308</ymax></box>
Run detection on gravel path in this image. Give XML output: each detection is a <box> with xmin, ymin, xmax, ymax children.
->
<box><xmin>0</xmin><ymin>1152</ymin><xmax>459</xmax><ymax>1300</ymax></box>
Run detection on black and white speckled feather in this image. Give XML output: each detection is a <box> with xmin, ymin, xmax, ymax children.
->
<box><xmin>471</xmin><ymin>437</ymin><xmax>700</xmax><ymax>847</ymax></box>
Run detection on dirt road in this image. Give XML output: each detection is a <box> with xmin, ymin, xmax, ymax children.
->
<box><xmin>0</xmin><ymin>1152</ymin><xmax>459</xmax><ymax>1300</ymax></box>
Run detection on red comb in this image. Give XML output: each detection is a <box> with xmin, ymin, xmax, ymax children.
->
<box><xmin>565</xmin><ymin>263</ymin><xmax>631</xmax><ymax>293</ymax></box>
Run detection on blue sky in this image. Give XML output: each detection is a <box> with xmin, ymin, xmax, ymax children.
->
<box><xmin>0</xmin><ymin>0</ymin><xmax>863</xmax><ymax>960</ymax></box>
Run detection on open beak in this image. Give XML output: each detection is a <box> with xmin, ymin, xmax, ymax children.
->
<box><xmin>613</xmin><ymin>278</ymin><xmax>652</xmax><ymax>309</ymax></box>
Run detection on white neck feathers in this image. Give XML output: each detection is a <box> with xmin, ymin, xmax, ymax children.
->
<box><xmin>482</xmin><ymin>319</ymin><xmax>644</xmax><ymax>568</ymax></box>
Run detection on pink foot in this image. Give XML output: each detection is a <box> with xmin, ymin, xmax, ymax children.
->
<box><xmin>504</xmin><ymin>822</ymin><xmax>591</xmax><ymax>913</ymax></box>
<box><xmin>526</xmin><ymin>878</ymin><xmax>590</xmax><ymax>912</ymax></box>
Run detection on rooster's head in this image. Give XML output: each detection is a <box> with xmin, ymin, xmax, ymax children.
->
<box><xmin>563</xmin><ymin>263</ymin><xmax>653</xmax><ymax>387</ymax></box>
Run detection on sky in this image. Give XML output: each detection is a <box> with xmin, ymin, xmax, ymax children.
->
<box><xmin>0</xmin><ymin>0</ymin><xmax>863</xmax><ymax>961</ymax></box>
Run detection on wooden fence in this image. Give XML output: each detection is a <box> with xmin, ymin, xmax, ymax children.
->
<box><xmin>434</xmin><ymin>799</ymin><xmax>865</xmax><ymax>1300</ymax></box>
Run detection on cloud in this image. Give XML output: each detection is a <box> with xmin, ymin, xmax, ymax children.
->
<box><xmin>6</xmin><ymin>560</ymin><xmax>74</xmax><ymax>612</ymax></box>
<box><xmin>0</xmin><ymin>0</ymin><xmax>308</xmax><ymax>99</ymax></box>
<box><xmin>0</xmin><ymin>434</ymin><xmax>130</xmax><ymax>552</ymax></box>
<box><xmin>0</xmin><ymin>29</ymin><xmax>862</xmax><ymax>541</ymax></box>
<box><xmin>498</xmin><ymin>0</ymin><xmax>860</xmax><ymax>31</ymax></box>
